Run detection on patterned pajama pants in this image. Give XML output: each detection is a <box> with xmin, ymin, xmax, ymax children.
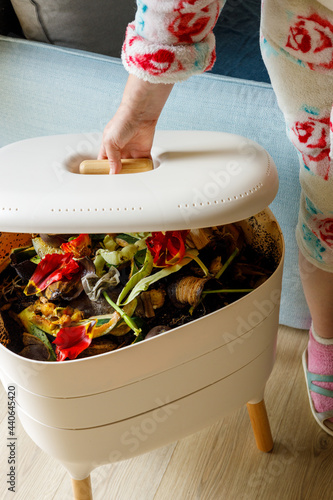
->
<box><xmin>261</xmin><ymin>0</ymin><xmax>333</xmax><ymax>271</ymax></box>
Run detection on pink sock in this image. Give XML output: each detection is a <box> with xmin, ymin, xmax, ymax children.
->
<box><xmin>308</xmin><ymin>326</ymin><xmax>333</xmax><ymax>421</ymax></box>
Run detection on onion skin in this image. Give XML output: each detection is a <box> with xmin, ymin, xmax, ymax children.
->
<box><xmin>40</xmin><ymin>234</ymin><xmax>67</xmax><ymax>248</ymax></box>
<box><xmin>167</xmin><ymin>276</ymin><xmax>210</xmax><ymax>308</ymax></box>
<box><xmin>145</xmin><ymin>325</ymin><xmax>171</xmax><ymax>340</ymax></box>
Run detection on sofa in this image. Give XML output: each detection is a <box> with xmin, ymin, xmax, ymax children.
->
<box><xmin>0</xmin><ymin>1</ymin><xmax>310</xmax><ymax>330</ymax></box>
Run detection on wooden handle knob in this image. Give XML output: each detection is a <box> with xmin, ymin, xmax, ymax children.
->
<box><xmin>79</xmin><ymin>158</ymin><xmax>153</xmax><ymax>175</ymax></box>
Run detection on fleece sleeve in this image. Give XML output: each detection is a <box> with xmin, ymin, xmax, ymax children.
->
<box><xmin>121</xmin><ymin>0</ymin><xmax>224</xmax><ymax>84</ymax></box>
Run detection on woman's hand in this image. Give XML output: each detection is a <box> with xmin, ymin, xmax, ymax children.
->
<box><xmin>98</xmin><ymin>75</ymin><xmax>174</xmax><ymax>174</ymax></box>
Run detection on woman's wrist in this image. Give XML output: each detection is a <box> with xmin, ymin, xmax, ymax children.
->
<box><xmin>120</xmin><ymin>74</ymin><xmax>174</xmax><ymax>122</ymax></box>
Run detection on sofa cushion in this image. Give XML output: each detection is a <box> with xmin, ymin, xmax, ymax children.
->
<box><xmin>0</xmin><ymin>35</ymin><xmax>310</xmax><ymax>329</ymax></box>
<box><xmin>10</xmin><ymin>0</ymin><xmax>136</xmax><ymax>57</ymax></box>
<box><xmin>211</xmin><ymin>0</ymin><xmax>270</xmax><ymax>83</ymax></box>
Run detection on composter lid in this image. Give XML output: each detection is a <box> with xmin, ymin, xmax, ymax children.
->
<box><xmin>0</xmin><ymin>130</ymin><xmax>278</xmax><ymax>233</ymax></box>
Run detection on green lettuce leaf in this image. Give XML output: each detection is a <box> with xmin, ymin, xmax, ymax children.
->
<box><xmin>117</xmin><ymin>249</ymin><xmax>154</xmax><ymax>305</ymax></box>
<box><xmin>120</xmin><ymin>249</ymin><xmax>199</xmax><ymax>305</ymax></box>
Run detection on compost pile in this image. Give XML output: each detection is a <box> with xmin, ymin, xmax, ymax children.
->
<box><xmin>0</xmin><ymin>226</ymin><xmax>275</xmax><ymax>362</ymax></box>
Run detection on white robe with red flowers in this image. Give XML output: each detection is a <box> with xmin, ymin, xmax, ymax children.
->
<box><xmin>261</xmin><ymin>0</ymin><xmax>333</xmax><ymax>270</ymax></box>
<box><xmin>121</xmin><ymin>0</ymin><xmax>333</xmax><ymax>270</ymax></box>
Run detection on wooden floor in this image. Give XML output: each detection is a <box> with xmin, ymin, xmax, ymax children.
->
<box><xmin>1</xmin><ymin>325</ymin><xmax>333</xmax><ymax>500</ymax></box>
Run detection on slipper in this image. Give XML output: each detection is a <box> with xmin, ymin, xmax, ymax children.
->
<box><xmin>302</xmin><ymin>348</ymin><xmax>333</xmax><ymax>436</ymax></box>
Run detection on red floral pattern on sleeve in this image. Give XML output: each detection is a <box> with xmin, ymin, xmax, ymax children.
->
<box><xmin>169</xmin><ymin>0</ymin><xmax>221</xmax><ymax>44</ymax></box>
<box><xmin>132</xmin><ymin>49</ymin><xmax>176</xmax><ymax>76</ymax></box>
<box><xmin>122</xmin><ymin>1</ymin><xmax>222</xmax><ymax>83</ymax></box>
<box><xmin>169</xmin><ymin>12</ymin><xmax>210</xmax><ymax>43</ymax></box>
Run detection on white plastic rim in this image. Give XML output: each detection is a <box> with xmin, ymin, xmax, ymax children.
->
<box><xmin>0</xmin><ymin>131</ymin><xmax>278</xmax><ymax>233</ymax></box>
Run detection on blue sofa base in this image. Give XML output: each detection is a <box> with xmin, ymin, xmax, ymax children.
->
<box><xmin>0</xmin><ymin>36</ymin><xmax>310</xmax><ymax>330</ymax></box>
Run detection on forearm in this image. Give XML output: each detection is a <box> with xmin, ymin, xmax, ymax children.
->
<box><xmin>120</xmin><ymin>74</ymin><xmax>174</xmax><ymax>123</ymax></box>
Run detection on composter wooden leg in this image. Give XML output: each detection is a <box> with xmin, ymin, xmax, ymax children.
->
<box><xmin>246</xmin><ymin>399</ymin><xmax>273</xmax><ymax>453</ymax></box>
<box><xmin>71</xmin><ymin>475</ymin><xmax>93</xmax><ymax>500</ymax></box>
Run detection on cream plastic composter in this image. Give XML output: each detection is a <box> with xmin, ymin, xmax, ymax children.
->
<box><xmin>0</xmin><ymin>131</ymin><xmax>284</xmax><ymax>499</ymax></box>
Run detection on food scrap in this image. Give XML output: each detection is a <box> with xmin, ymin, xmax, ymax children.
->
<box><xmin>0</xmin><ymin>226</ymin><xmax>275</xmax><ymax>361</ymax></box>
